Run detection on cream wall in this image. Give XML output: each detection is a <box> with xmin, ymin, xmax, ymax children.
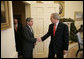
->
<box><xmin>25</xmin><ymin>1</ymin><xmax>83</xmax><ymax>29</ymax></box>
<box><xmin>1</xmin><ymin>1</ymin><xmax>83</xmax><ymax>58</ymax></box>
<box><xmin>64</xmin><ymin>1</ymin><xmax>83</xmax><ymax>29</ymax></box>
<box><xmin>1</xmin><ymin>1</ymin><xmax>17</xmax><ymax>58</ymax></box>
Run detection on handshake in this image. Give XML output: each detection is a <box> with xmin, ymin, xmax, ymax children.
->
<box><xmin>34</xmin><ymin>37</ymin><xmax>42</xmax><ymax>45</ymax></box>
<box><xmin>36</xmin><ymin>37</ymin><xmax>42</xmax><ymax>42</ymax></box>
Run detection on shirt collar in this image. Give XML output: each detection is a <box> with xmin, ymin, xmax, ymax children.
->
<box><xmin>27</xmin><ymin>24</ymin><xmax>32</xmax><ymax>29</ymax></box>
<box><xmin>56</xmin><ymin>20</ymin><xmax>59</xmax><ymax>26</ymax></box>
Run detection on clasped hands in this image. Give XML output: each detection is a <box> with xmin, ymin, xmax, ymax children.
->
<box><xmin>37</xmin><ymin>37</ymin><xmax>41</xmax><ymax>42</ymax></box>
<box><xmin>34</xmin><ymin>37</ymin><xmax>41</xmax><ymax>45</ymax></box>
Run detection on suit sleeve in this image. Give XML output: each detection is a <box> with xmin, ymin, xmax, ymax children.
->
<box><xmin>23</xmin><ymin>27</ymin><xmax>36</xmax><ymax>43</ymax></box>
<box><xmin>41</xmin><ymin>25</ymin><xmax>51</xmax><ymax>41</ymax></box>
<box><xmin>63</xmin><ymin>24</ymin><xmax>69</xmax><ymax>50</ymax></box>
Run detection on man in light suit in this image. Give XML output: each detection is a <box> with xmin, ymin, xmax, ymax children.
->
<box><xmin>22</xmin><ymin>18</ymin><xmax>39</xmax><ymax>58</ymax></box>
<box><xmin>38</xmin><ymin>13</ymin><xmax>69</xmax><ymax>58</ymax></box>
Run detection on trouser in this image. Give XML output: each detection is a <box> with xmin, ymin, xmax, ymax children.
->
<box><xmin>23</xmin><ymin>50</ymin><xmax>33</xmax><ymax>58</ymax></box>
<box><xmin>48</xmin><ymin>47</ymin><xmax>63</xmax><ymax>58</ymax></box>
<box><xmin>18</xmin><ymin>51</ymin><xmax>23</xmax><ymax>58</ymax></box>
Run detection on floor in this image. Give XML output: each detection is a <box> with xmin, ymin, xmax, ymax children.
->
<box><xmin>18</xmin><ymin>42</ymin><xmax>83</xmax><ymax>58</ymax></box>
<box><xmin>64</xmin><ymin>42</ymin><xmax>83</xmax><ymax>58</ymax></box>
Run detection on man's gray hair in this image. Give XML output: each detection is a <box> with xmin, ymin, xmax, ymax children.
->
<box><xmin>51</xmin><ymin>13</ymin><xmax>60</xmax><ymax>20</ymax></box>
<box><xmin>26</xmin><ymin>17</ymin><xmax>33</xmax><ymax>22</ymax></box>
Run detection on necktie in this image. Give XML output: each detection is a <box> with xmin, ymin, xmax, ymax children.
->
<box><xmin>15</xmin><ymin>24</ymin><xmax>17</xmax><ymax>32</ymax></box>
<box><xmin>53</xmin><ymin>24</ymin><xmax>56</xmax><ymax>36</ymax></box>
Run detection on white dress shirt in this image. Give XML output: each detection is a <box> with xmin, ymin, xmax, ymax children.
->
<box><xmin>55</xmin><ymin>20</ymin><xmax>59</xmax><ymax>29</ymax></box>
<box><xmin>28</xmin><ymin>25</ymin><xmax>33</xmax><ymax>33</ymax></box>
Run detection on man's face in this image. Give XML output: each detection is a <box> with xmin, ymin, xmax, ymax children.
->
<box><xmin>14</xmin><ymin>19</ymin><xmax>18</xmax><ymax>24</ymax></box>
<box><xmin>28</xmin><ymin>19</ymin><xmax>33</xmax><ymax>26</ymax></box>
<box><xmin>50</xmin><ymin>15</ymin><xmax>57</xmax><ymax>24</ymax></box>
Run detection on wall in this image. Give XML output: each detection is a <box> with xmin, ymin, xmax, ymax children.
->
<box><xmin>64</xmin><ymin>1</ymin><xmax>83</xmax><ymax>29</ymax></box>
<box><xmin>1</xmin><ymin>1</ymin><xmax>83</xmax><ymax>58</ymax></box>
<box><xmin>1</xmin><ymin>1</ymin><xmax>17</xmax><ymax>58</ymax></box>
<box><xmin>25</xmin><ymin>1</ymin><xmax>83</xmax><ymax>29</ymax></box>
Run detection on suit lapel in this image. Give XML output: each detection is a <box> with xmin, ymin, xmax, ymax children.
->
<box><xmin>52</xmin><ymin>24</ymin><xmax>54</xmax><ymax>35</ymax></box>
<box><xmin>26</xmin><ymin>25</ymin><xmax>34</xmax><ymax>36</ymax></box>
<box><xmin>56</xmin><ymin>22</ymin><xmax>61</xmax><ymax>31</ymax></box>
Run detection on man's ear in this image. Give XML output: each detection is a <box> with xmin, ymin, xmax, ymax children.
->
<box><xmin>27</xmin><ymin>22</ymin><xmax>29</xmax><ymax>24</ymax></box>
<box><xmin>26</xmin><ymin>22</ymin><xmax>28</xmax><ymax>24</ymax></box>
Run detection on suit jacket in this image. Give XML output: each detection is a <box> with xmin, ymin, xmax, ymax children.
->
<box><xmin>14</xmin><ymin>23</ymin><xmax>23</xmax><ymax>52</ymax></box>
<box><xmin>22</xmin><ymin>25</ymin><xmax>36</xmax><ymax>51</ymax></box>
<box><xmin>41</xmin><ymin>22</ymin><xmax>69</xmax><ymax>51</ymax></box>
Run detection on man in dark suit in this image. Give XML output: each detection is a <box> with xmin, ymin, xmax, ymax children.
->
<box><xmin>14</xmin><ymin>18</ymin><xmax>23</xmax><ymax>58</ymax></box>
<box><xmin>38</xmin><ymin>13</ymin><xmax>69</xmax><ymax>58</ymax></box>
<box><xmin>22</xmin><ymin>18</ymin><xmax>39</xmax><ymax>58</ymax></box>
